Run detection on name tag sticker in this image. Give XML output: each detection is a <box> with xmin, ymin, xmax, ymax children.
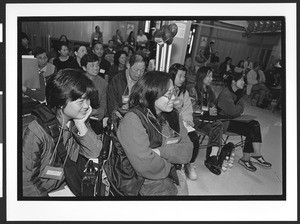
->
<box><xmin>100</xmin><ymin>69</ymin><xmax>105</xmax><ymax>74</ymax></box>
<box><xmin>202</xmin><ymin>106</ymin><xmax>208</xmax><ymax>111</ymax></box>
<box><xmin>40</xmin><ymin>165</ymin><xmax>64</xmax><ymax>180</ymax></box>
<box><xmin>165</xmin><ymin>137</ymin><xmax>180</xmax><ymax>145</ymax></box>
<box><xmin>122</xmin><ymin>95</ymin><xmax>129</xmax><ymax>104</ymax></box>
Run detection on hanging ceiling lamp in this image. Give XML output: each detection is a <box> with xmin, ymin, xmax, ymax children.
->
<box><xmin>243</xmin><ymin>20</ymin><xmax>281</xmax><ymax>38</ymax></box>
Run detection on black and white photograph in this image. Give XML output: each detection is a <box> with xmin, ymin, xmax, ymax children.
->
<box><xmin>2</xmin><ymin>1</ymin><xmax>298</xmax><ymax>223</ymax></box>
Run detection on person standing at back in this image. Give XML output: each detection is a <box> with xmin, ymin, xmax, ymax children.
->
<box><xmin>136</xmin><ymin>29</ymin><xmax>148</xmax><ymax>50</ymax></box>
<box><xmin>90</xmin><ymin>25</ymin><xmax>103</xmax><ymax>47</ymax></box>
<box><xmin>127</xmin><ymin>31</ymin><xmax>136</xmax><ymax>48</ymax></box>
<box><xmin>112</xmin><ymin>29</ymin><xmax>124</xmax><ymax>51</ymax></box>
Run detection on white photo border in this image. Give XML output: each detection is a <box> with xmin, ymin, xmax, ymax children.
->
<box><xmin>6</xmin><ymin>3</ymin><xmax>297</xmax><ymax>221</ymax></box>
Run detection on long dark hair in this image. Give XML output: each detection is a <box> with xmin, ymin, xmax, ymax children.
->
<box><xmin>129</xmin><ymin>71</ymin><xmax>171</xmax><ymax>118</ymax></box>
<box><xmin>224</xmin><ymin>71</ymin><xmax>245</xmax><ymax>103</ymax></box>
<box><xmin>169</xmin><ymin>63</ymin><xmax>187</xmax><ymax>96</ymax></box>
<box><xmin>46</xmin><ymin>69</ymin><xmax>99</xmax><ymax>114</ymax></box>
<box><xmin>195</xmin><ymin>66</ymin><xmax>215</xmax><ymax>107</ymax></box>
<box><xmin>113</xmin><ymin>50</ymin><xmax>128</xmax><ymax>67</ymax></box>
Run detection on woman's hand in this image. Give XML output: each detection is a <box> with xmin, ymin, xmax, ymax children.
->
<box><xmin>185</xmin><ymin>120</ymin><xmax>194</xmax><ymax>127</ymax></box>
<box><xmin>22</xmin><ymin>85</ymin><xmax>27</xmax><ymax>92</ymax></box>
<box><xmin>74</xmin><ymin>106</ymin><xmax>92</xmax><ymax>136</ymax></box>
<box><xmin>209</xmin><ymin>106</ymin><xmax>217</xmax><ymax>116</ymax></box>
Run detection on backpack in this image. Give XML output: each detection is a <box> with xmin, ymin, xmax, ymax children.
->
<box><xmin>103</xmin><ymin>107</ymin><xmax>180</xmax><ymax>196</ymax></box>
<box><xmin>23</xmin><ymin>103</ymin><xmax>88</xmax><ymax>196</ymax></box>
<box><xmin>103</xmin><ymin>108</ymin><xmax>145</xmax><ymax>196</ymax></box>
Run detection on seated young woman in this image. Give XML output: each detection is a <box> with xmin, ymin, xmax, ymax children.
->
<box><xmin>116</xmin><ymin>71</ymin><xmax>193</xmax><ymax>196</ymax></box>
<box><xmin>22</xmin><ymin>69</ymin><xmax>102</xmax><ymax>196</ymax></box>
<box><xmin>194</xmin><ymin>66</ymin><xmax>224</xmax><ymax>175</ymax></box>
<box><xmin>169</xmin><ymin>63</ymin><xmax>200</xmax><ymax>180</ymax></box>
<box><xmin>216</xmin><ymin>71</ymin><xmax>272</xmax><ymax>172</ymax></box>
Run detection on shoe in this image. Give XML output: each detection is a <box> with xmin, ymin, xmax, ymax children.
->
<box><xmin>205</xmin><ymin>156</ymin><xmax>221</xmax><ymax>175</ymax></box>
<box><xmin>250</xmin><ymin>156</ymin><xmax>272</xmax><ymax>168</ymax></box>
<box><xmin>184</xmin><ymin>163</ymin><xmax>197</xmax><ymax>180</ymax></box>
<box><xmin>238</xmin><ymin>159</ymin><xmax>257</xmax><ymax>172</ymax></box>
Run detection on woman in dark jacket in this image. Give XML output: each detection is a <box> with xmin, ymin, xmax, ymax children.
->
<box><xmin>194</xmin><ymin>66</ymin><xmax>224</xmax><ymax>175</ymax></box>
<box><xmin>116</xmin><ymin>71</ymin><xmax>193</xmax><ymax>195</ymax></box>
<box><xmin>219</xmin><ymin>56</ymin><xmax>235</xmax><ymax>81</ymax></box>
<box><xmin>22</xmin><ymin>69</ymin><xmax>102</xmax><ymax>196</ymax></box>
<box><xmin>216</xmin><ymin>71</ymin><xmax>272</xmax><ymax>172</ymax></box>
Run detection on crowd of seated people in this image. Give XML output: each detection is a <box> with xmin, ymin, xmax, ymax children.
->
<box><xmin>21</xmin><ymin>29</ymin><xmax>280</xmax><ymax>197</ymax></box>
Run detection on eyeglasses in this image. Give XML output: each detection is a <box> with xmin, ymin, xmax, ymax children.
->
<box><xmin>162</xmin><ymin>87</ymin><xmax>179</xmax><ymax>100</ymax></box>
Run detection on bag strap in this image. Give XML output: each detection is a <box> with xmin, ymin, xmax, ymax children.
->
<box><xmin>31</xmin><ymin>104</ymin><xmax>67</xmax><ymax>162</ymax></box>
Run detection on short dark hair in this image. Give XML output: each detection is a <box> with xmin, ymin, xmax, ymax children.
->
<box><xmin>80</xmin><ymin>53</ymin><xmax>99</xmax><ymax>68</ymax></box>
<box><xmin>59</xmin><ymin>35</ymin><xmax>69</xmax><ymax>42</ymax></box>
<box><xmin>169</xmin><ymin>63</ymin><xmax>187</xmax><ymax>95</ymax></box>
<box><xmin>33</xmin><ymin>46</ymin><xmax>46</xmax><ymax>57</ymax></box>
<box><xmin>46</xmin><ymin>69</ymin><xmax>99</xmax><ymax>112</ymax></box>
<box><xmin>129</xmin><ymin>71</ymin><xmax>171</xmax><ymax>117</ymax></box>
<box><xmin>128</xmin><ymin>52</ymin><xmax>145</xmax><ymax>67</ymax></box>
<box><xmin>113</xmin><ymin>50</ymin><xmax>128</xmax><ymax>66</ymax></box>
<box><xmin>185</xmin><ymin>54</ymin><xmax>192</xmax><ymax>60</ymax></box>
<box><xmin>20</xmin><ymin>32</ymin><xmax>29</xmax><ymax>40</ymax></box>
<box><xmin>74</xmin><ymin>44</ymin><xmax>87</xmax><ymax>53</ymax></box>
<box><xmin>57</xmin><ymin>42</ymin><xmax>69</xmax><ymax>52</ymax></box>
<box><xmin>224</xmin><ymin>71</ymin><xmax>244</xmax><ymax>87</ymax></box>
<box><xmin>92</xmin><ymin>41</ymin><xmax>103</xmax><ymax>51</ymax></box>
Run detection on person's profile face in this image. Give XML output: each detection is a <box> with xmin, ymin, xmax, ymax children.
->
<box><xmin>129</xmin><ymin>61</ymin><xmax>145</xmax><ymax>81</ymax></box>
<box><xmin>36</xmin><ymin>52</ymin><xmax>48</xmax><ymax>68</ymax></box>
<box><xmin>155</xmin><ymin>80</ymin><xmax>175</xmax><ymax>114</ymax></box>
<box><xmin>118</xmin><ymin>54</ymin><xmax>127</xmax><ymax>65</ymax></box>
<box><xmin>76</xmin><ymin>46</ymin><xmax>87</xmax><ymax>59</ymax></box>
<box><xmin>185</xmin><ymin>57</ymin><xmax>192</xmax><ymax>68</ymax></box>
<box><xmin>174</xmin><ymin>70</ymin><xmax>186</xmax><ymax>87</ymax></box>
<box><xmin>85</xmin><ymin>61</ymin><xmax>99</xmax><ymax>76</ymax></box>
<box><xmin>147</xmin><ymin>59</ymin><xmax>155</xmax><ymax>71</ymax></box>
<box><xmin>235</xmin><ymin>77</ymin><xmax>245</xmax><ymax>89</ymax></box>
<box><xmin>123</xmin><ymin>46</ymin><xmax>129</xmax><ymax>53</ymax></box>
<box><xmin>93</xmin><ymin>44</ymin><xmax>104</xmax><ymax>58</ymax></box>
<box><xmin>203</xmin><ymin>71</ymin><xmax>213</xmax><ymax>86</ymax></box>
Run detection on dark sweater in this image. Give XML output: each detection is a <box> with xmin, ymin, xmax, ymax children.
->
<box><xmin>216</xmin><ymin>86</ymin><xmax>244</xmax><ymax>118</ymax></box>
<box><xmin>106</xmin><ymin>70</ymin><xmax>128</xmax><ymax>116</ymax></box>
